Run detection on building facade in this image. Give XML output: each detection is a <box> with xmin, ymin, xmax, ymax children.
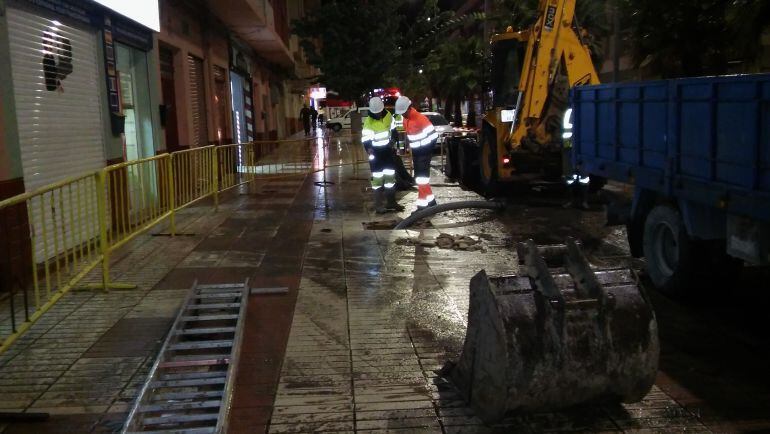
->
<box><xmin>155</xmin><ymin>0</ymin><xmax>318</xmax><ymax>147</ymax></box>
<box><xmin>0</xmin><ymin>0</ymin><xmax>319</xmax><ymax>295</ymax></box>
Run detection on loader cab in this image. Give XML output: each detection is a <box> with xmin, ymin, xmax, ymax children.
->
<box><xmin>490</xmin><ymin>36</ymin><xmax>527</xmax><ymax>109</ymax></box>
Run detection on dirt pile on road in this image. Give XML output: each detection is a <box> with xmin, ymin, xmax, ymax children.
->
<box><xmin>396</xmin><ymin>233</ymin><xmax>484</xmax><ymax>251</ymax></box>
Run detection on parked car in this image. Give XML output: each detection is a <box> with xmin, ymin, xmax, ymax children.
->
<box><xmin>325</xmin><ymin>107</ymin><xmax>369</xmax><ymax>132</ymax></box>
<box><xmin>422</xmin><ymin>112</ymin><xmax>454</xmax><ymax>144</ymax></box>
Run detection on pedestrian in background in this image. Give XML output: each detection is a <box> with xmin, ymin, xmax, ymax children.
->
<box><xmin>300</xmin><ymin>104</ymin><xmax>312</xmax><ymax>136</ymax></box>
<box><xmin>311</xmin><ymin>106</ymin><xmax>318</xmax><ymax>129</ymax></box>
<box><xmin>395</xmin><ymin>96</ymin><xmax>438</xmax><ymax>210</ymax></box>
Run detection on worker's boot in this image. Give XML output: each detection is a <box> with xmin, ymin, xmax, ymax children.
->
<box><xmin>373</xmin><ymin>189</ymin><xmax>387</xmax><ymax>214</ymax></box>
<box><xmin>384</xmin><ymin>188</ymin><xmax>405</xmax><ymax>212</ymax></box>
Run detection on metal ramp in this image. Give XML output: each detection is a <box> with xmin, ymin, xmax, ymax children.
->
<box><xmin>122</xmin><ymin>281</ymin><xmax>248</xmax><ymax>434</ymax></box>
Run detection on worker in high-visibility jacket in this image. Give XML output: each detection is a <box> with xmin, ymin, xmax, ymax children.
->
<box><xmin>362</xmin><ymin>97</ymin><xmax>404</xmax><ymax>213</ymax></box>
<box><xmin>395</xmin><ymin>96</ymin><xmax>438</xmax><ymax>209</ymax></box>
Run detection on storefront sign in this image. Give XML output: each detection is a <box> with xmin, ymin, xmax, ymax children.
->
<box><xmin>112</xmin><ymin>15</ymin><xmax>154</xmax><ymax>51</ymax></box>
<box><xmin>25</xmin><ymin>0</ymin><xmax>91</xmax><ymax>24</ymax></box>
<box><xmin>101</xmin><ymin>16</ymin><xmax>120</xmax><ymax>114</ymax></box>
<box><xmin>309</xmin><ymin>87</ymin><xmax>327</xmax><ymax>99</ymax></box>
<box><xmin>91</xmin><ymin>0</ymin><xmax>159</xmax><ymax>31</ymax></box>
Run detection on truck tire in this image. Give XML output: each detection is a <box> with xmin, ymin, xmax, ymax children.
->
<box><xmin>457</xmin><ymin>144</ymin><xmax>477</xmax><ymax>186</ymax></box>
<box><xmin>642</xmin><ymin>205</ymin><xmax>696</xmax><ymax>296</ymax></box>
<box><xmin>444</xmin><ymin>140</ymin><xmax>458</xmax><ymax>179</ymax></box>
<box><xmin>479</xmin><ymin>127</ymin><xmax>500</xmax><ymax>195</ymax></box>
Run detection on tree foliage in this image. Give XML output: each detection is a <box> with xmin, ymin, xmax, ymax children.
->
<box><xmin>619</xmin><ymin>0</ymin><xmax>731</xmax><ymax>77</ymax></box>
<box><xmin>728</xmin><ymin>0</ymin><xmax>770</xmax><ymax>64</ymax></box>
<box><xmin>292</xmin><ymin>0</ymin><xmax>402</xmax><ymax>100</ymax></box>
<box><xmin>424</xmin><ymin>35</ymin><xmax>485</xmax><ymax>123</ymax></box>
<box><xmin>293</xmin><ymin>0</ymin><xmax>770</xmax><ymax>113</ymax></box>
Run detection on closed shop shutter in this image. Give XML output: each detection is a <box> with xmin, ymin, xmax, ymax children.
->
<box><xmin>7</xmin><ymin>6</ymin><xmax>105</xmax><ymax>260</ymax></box>
<box><xmin>8</xmin><ymin>6</ymin><xmax>106</xmax><ymax>191</ymax></box>
<box><xmin>187</xmin><ymin>54</ymin><xmax>208</xmax><ymax>147</ymax></box>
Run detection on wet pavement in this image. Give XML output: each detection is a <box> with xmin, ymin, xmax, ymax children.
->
<box><xmin>0</xmin><ymin>131</ymin><xmax>769</xmax><ymax>433</ymax></box>
<box><xmin>262</xmin><ymin>157</ymin><xmax>705</xmax><ymax>434</ymax></box>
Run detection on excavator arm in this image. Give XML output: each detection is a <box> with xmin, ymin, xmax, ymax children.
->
<box><xmin>466</xmin><ymin>0</ymin><xmax>600</xmax><ymax>189</ymax></box>
<box><xmin>511</xmin><ymin>0</ymin><xmax>599</xmax><ymax>150</ymax></box>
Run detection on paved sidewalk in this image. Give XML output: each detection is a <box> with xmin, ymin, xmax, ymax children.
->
<box><xmin>0</xmin><ymin>134</ymin><xmax>321</xmax><ymax>432</ymax></box>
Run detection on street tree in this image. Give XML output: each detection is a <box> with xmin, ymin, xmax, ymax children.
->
<box><xmin>292</xmin><ymin>0</ymin><xmax>403</xmax><ymax>101</ymax></box>
<box><xmin>424</xmin><ymin>36</ymin><xmax>485</xmax><ymax>127</ymax></box>
<box><xmin>618</xmin><ymin>0</ymin><xmax>731</xmax><ymax>77</ymax></box>
<box><xmin>727</xmin><ymin>0</ymin><xmax>770</xmax><ymax>69</ymax></box>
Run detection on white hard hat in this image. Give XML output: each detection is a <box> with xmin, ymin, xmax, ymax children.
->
<box><xmin>394</xmin><ymin>96</ymin><xmax>411</xmax><ymax>115</ymax></box>
<box><xmin>368</xmin><ymin>97</ymin><xmax>384</xmax><ymax>114</ymax></box>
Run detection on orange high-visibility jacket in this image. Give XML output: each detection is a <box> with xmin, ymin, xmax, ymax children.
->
<box><xmin>403</xmin><ymin>108</ymin><xmax>438</xmax><ymax>148</ymax></box>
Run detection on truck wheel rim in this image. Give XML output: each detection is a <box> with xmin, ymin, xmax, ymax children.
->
<box><xmin>653</xmin><ymin>222</ymin><xmax>679</xmax><ymax>277</ymax></box>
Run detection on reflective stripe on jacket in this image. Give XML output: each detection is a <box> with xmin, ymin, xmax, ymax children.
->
<box><xmin>362</xmin><ymin>112</ymin><xmax>395</xmax><ymax>147</ymax></box>
<box><xmin>403</xmin><ymin>108</ymin><xmax>438</xmax><ymax>148</ymax></box>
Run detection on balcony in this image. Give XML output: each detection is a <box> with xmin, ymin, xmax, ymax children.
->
<box><xmin>205</xmin><ymin>0</ymin><xmax>294</xmax><ymax>68</ymax></box>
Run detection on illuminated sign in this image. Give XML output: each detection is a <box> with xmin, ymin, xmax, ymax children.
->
<box><xmin>92</xmin><ymin>0</ymin><xmax>160</xmax><ymax>31</ymax></box>
<box><xmin>309</xmin><ymin>87</ymin><xmax>327</xmax><ymax>99</ymax></box>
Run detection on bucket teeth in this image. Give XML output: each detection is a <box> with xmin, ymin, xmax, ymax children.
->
<box><xmin>449</xmin><ymin>239</ymin><xmax>659</xmax><ymax>423</ymax></box>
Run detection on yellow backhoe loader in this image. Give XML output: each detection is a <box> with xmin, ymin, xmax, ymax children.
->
<box><xmin>444</xmin><ymin>1</ymin><xmax>659</xmax><ymax>422</ymax></box>
<box><xmin>445</xmin><ymin>0</ymin><xmax>599</xmax><ymax>193</ymax></box>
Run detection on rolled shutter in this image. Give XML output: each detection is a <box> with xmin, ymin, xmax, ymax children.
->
<box><xmin>187</xmin><ymin>54</ymin><xmax>208</xmax><ymax>147</ymax></box>
<box><xmin>8</xmin><ymin>6</ymin><xmax>105</xmax><ymax>190</ymax></box>
<box><xmin>7</xmin><ymin>6</ymin><xmax>105</xmax><ymax>260</ymax></box>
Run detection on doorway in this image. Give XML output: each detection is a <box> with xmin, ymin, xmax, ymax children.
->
<box><xmin>230</xmin><ymin>71</ymin><xmax>247</xmax><ymax>145</ymax></box>
<box><xmin>213</xmin><ymin>66</ymin><xmax>228</xmax><ymax>144</ymax></box>
<box><xmin>116</xmin><ymin>42</ymin><xmax>155</xmax><ymax>160</ymax></box>
<box><xmin>159</xmin><ymin>45</ymin><xmax>180</xmax><ymax>152</ymax></box>
<box><xmin>116</xmin><ymin>42</ymin><xmax>157</xmax><ymax>220</ymax></box>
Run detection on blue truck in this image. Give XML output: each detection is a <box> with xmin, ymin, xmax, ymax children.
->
<box><xmin>568</xmin><ymin>73</ymin><xmax>770</xmax><ymax>295</ymax></box>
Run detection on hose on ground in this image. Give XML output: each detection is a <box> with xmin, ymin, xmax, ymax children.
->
<box><xmin>394</xmin><ymin>200</ymin><xmax>506</xmax><ymax>230</ymax></box>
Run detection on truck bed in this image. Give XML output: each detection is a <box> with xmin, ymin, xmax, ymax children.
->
<box><xmin>571</xmin><ymin>74</ymin><xmax>770</xmax><ymax>222</ymax></box>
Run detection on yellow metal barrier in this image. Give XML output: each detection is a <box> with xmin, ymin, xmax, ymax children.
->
<box><xmin>172</xmin><ymin>146</ymin><xmax>216</xmax><ymax>211</ymax></box>
<box><xmin>217</xmin><ymin>138</ymin><xmax>321</xmax><ymax>193</ymax></box>
<box><xmin>0</xmin><ymin>172</ymin><xmax>105</xmax><ymax>352</ymax></box>
<box><xmin>0</xmin><ymin>133</ymin><xmax>375</xmax><ymax>353</ymax></box>
<box><xmin>104</xmin><ymin>154</ymin><xmax>172</xmax><ymax>250</ymax></box>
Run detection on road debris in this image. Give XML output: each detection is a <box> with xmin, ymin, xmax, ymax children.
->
<box><xmin>396</xmin><ymin>233</ymin><xmax>484</xmax><ymax>251</ymax></box>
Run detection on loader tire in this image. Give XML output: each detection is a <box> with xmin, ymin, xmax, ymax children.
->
<box><xmin>643</xmin><ymin>205</ymin><xmax>696</xmax><ymax>297</ymax></box>
<box><xmin>478</xmin><ymin>127</ymin><xmax>500</xmax><ymax>196</ymax></box>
